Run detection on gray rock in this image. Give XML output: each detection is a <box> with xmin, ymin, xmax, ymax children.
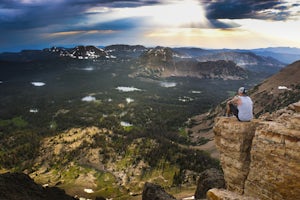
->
<box><xmin>194</xmin><ymin>168</ymin><xmax>225</xmax><ymax>199</ymax></box>
<box><xmin>142</xmin><ymin>182</ymin><xmax>176</xmax><ymax>200</ymax></box>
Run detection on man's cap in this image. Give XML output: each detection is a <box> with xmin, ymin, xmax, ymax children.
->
<box><xmin>238</xmin><ymin>87</ymin><xmax>247</xmax><ymax>94</ymax></box>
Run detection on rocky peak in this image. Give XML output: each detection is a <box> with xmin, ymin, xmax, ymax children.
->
<box><xmin>140</xmin><ymin>46</ymin><xmax>178</xmax><ymax>65</ymax></box>
<box><xmin>137</xmin><ymin>47</ymin><xmax>249</xmax><ymax>80</ymax></box>
<box><xmin>66</xmin><ymin>45</ymin><xmax>108</xmax><ymax>59</ymax></box>
<box><xmin>44</xmin><ymin>45</ymin><xmax>111</xmax><ymax>59</ymax></box>
<box><xmin>211</xmin><ymin>100</ymin><xmax>300</xmax><ymax>200</ymax></box>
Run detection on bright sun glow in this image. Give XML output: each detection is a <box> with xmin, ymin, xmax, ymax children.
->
<box><xmin>80</xmin><ymin>0</ymin><xmax>300</xmax><ymax>49</ymax></box>
<box><xmin>151</xmin><ymin>0</ymin><xmax>209</xmax><ymax>27</ymax></box>
<box><xmin>86</xmin><ymin>0</ymin><xmax>209</xmax><ymax>28</ymax></box>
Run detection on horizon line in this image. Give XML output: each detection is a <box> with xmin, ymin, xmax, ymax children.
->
<box><xmin>2</xmin><ymin>44</ymin><xmax>300</xmax><ymax>54</ymax></box>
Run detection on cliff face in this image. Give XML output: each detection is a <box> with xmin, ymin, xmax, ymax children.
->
<box><xmin>213</xmin><ymin>118</ymin><xmax>258</xmax><ymax>195</ymax></box>
<box><xmin>212</xmin><ymin>101</ymin><xmax>300</xmax><ymax>200</ymax></box>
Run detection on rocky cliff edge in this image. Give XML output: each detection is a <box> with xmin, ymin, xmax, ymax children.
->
<box><xmin>210</xmin><ymin>101</ymin><xmax>300</xmax><ymax>200</ymax></box>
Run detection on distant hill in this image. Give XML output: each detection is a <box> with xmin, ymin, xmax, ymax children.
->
<box><xmin>173</xmin><ymin>47</ymin><xmax>285</xmax><ymax>75</ymax></box>
<box><xmin>104</xmin><ymin>44</ymin><xmax>147</xmax><ymax>58</ymax></box>
<box><xmin>250</xmin><ymin>60</ymin><xmax>300</xmax><ymax>116</ymax></box>
<box><xmin>253</xmin><ymin>47</ymin><xmax>300</xmax><ymax>55</ymax></box>
<box><xmin>174</xmin><ymin>46</ymin><xmax>300</xmax><ymax>65</ymax></box>
<box><xmin>136</xmin><ymin>46</ymin><xmax>249</xmax><ymax>80</ymax></box>
<box><xmin>172</xmin><ymin>47</ymin><xmax>212</xmax><ymax>57</ymax></box>
<box><xmin>251</xmin><ymin>47</ymin><xmax>300</xmax><ymax>64</ymax></box>
<box><xmin>196</xmin><ymin>51</ymin><xmax>284</xmax><ymax>74</ymax></box>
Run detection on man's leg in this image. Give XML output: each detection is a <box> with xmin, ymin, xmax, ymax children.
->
<box><xmin>226</xmin><ymin>103</ymin><xmax>238</xmax><ymax>118</ymax></box>
<box><xmin>226</xmin><ymin>102</ymin><xmax>231</xmax><ymax>116</ymax></box>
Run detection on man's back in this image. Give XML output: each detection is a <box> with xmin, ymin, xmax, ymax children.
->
<box><xmin>237</xmin><ymin>96</ymin><xmax>253</xmax><ymax>121</ymax></box>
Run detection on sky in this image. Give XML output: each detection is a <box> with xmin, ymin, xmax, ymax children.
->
<box><xmin>1</xmin><ymin>0</ymin><xmax>300</xmax><ymax>52</ymax></box>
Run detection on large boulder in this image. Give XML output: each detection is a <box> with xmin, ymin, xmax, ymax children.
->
<box><xmin>194</xmin><ymin>168</ymin><xmax>225</xmax><ymax>199</ymax></box>
<box><xmin>142</xmin><ymin>182</ymin><xmax>176</xmax><ymax>200</ymax></box>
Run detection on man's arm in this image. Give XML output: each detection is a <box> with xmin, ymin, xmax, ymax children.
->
<box><xmin>227</xmin><ymin>95</ymin><xmax>240</xmax><ymax>105</ymax></box>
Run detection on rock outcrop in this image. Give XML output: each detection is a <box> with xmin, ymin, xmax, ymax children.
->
<box><xmin>213</xmin><ymin>118</ymin><xmax>258</xmax><ymax>194</ymax></box>
<box><xmin>194</xmin><ymin>168</ymin><xmax>225</xmax><ymax>199</ymax></box>
<box><xmin>0</xmin><ymin>172</ymin><xmax>76</xmax><ymax>200</ymax></box>
<box><xmin>244</xmin><ymin>101</ymin><xmax>300</xmax><ymax>199</ymax></box>
<box><xmin>142</xmin><ymin>182</ymin><xmax>176</xmax><ymax>200</ymax></box>
<box><xmin>212</xmin><ymin>101</ymin><xmax>300</xmax><ymax>200</ymax></box>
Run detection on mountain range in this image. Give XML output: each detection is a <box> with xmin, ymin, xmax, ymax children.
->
<box><xmin>1</xmin><ymin>45</ymin><xmax>299</xmax><ymax>63</ymax></box>
<box><xmin>251</xmin><ymin>47</ymin><xmax>300</xmax><ymax>64</ymax></box>
<box><xmin>0</xmin><ymin>44</ymin><xmax>292</xmax><ymax>80</ymax></box>
<box><xmin>173</xmin><ymin>46</ymin><xmax>300</xmax><ymax>64</ymax></box>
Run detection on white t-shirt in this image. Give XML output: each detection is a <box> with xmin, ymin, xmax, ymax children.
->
<box><xmin>237</xmin><ymin>96</ymin><xmax>253</xmax><ymax>121</ymax></box>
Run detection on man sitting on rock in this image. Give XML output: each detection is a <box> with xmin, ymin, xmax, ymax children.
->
<box><xmin>226</xmin><ymin>87</ymin><xmax>253</xmax><ymax>121</ymax></box>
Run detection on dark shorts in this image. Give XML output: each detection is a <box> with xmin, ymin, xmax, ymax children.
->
<box><xmin>229</xmin><ymin>103</ymin><xmax>239</xmax><ymax>119</ymax></box>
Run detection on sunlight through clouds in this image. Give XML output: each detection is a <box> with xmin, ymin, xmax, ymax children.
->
<box><xmin>1</xmin><ymin>0</ymin><xmax>300</xmax><ymax>51</ymax></box>
<box><xmin>148</xmin><ymin>0</ymin><xmax>210</xmax><ymax>27</ymax></box>
<box><xmin>144</xmin><ymin>28</ymin><xmax>255</xmax><ymax>49</ymax></box>
<box><xmin>47</xmin><ymin>30</ymin><xmax>117</xmax><ymax>38</ymax></box>
<box><xmin>85</xmin><ymin>0</ymin><xmax>210</xmax><ymax>28</ymax></box>
<box><xmin>233</xmin><ymin>19</ymin><xmax>300</xmax><ymax>47</ymax></box>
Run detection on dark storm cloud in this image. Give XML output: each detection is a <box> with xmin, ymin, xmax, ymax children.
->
<box><xmin>79</xmin><ymin>0</ymin><xmax>160</xmax><ymax>8</ymax></box>
<box><xmin>57</xmin><ymin>17</ymin><xmax>145</xmax><ymax>34</ymax></box>
<box><xmin>0</xmin><ymin>2</ymin><xmax>82</xmax><ymax>30</ymax></box>
<box><xmin>0</xmin><ymin>0</ymin><xmax>160</xmax><ymax>51</ymax></box>
<box><xmin>204</xmin><ymin>0</ymin><xmax>294</xmax><ymax>21</ymax></box>
<box><xmin>93</xmin><ymin>17</ymin><xmax>146</xmax><ymax>30</ymax></box>
<box><xmin>0</xmin><ymin>0</ymin><xmax>160</xmax><ymax>31</ymax></box>
<box><xmin>209</xmin><ymin>19</ymin><xmax>241</xmax><ymax>29</ymax></box>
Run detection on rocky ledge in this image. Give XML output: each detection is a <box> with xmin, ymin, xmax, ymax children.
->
<box><xmin>211</xmin><ymin>101</ymin><xmax>300</xmax><ymax>200</ymax></box>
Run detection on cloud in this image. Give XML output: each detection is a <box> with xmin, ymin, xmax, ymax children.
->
<box><xmin>208</xmin><ymin>19</ymin><xmax>241</xmax><ymax>29</ymax></box>
<box><xmin>0</xmin><ymin>0</ymin><xmax>160</xmax><ymax>51</ymax></box>
<box><xmin>204</xmin><ymin>0</ymin><xmax>298</xmax><ymax>21</ymax></box>
<box><xmin>1</xmin><ymin>0</ymin><xmax>300</xmax><ymax>51</ymax></box>
<box><xmin>0</xmin><ymin>0</ymin><xmax>160</xmax><ymax>30</ymax></box>
<box><xmin>47</xmin><ymin>30</ymin><xmax>117</xmax><ymax>37</ymax></box>
<box><xmin>0</xmin><ymin>4</ymin><xmax>79</xmax><ymax>30</ymax></box>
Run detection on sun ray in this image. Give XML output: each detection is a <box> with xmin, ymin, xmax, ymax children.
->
<box><xmin>150</xmin><ymin>0</ymin><xmax>210</xmax><ymax>27</ymax></box>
